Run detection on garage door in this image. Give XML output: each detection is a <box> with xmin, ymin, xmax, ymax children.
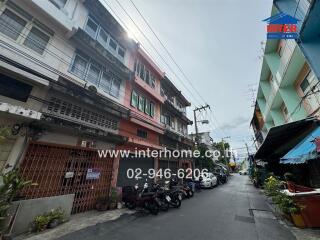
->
<box><xmin>159</xmin><ymin>160</ymin><xmax>179</xmax><ymax>182</ymax></box>
<box><xmin>117</xmin><ymin>156</ymin><xmax>154</xmax><ymax>187</ymax></box>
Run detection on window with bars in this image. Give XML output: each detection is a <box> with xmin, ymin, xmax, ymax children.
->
<box><xmin>131</xmin><ymin>90</ymin><xmax>155</xmax><ymax>118</ymax></box>
<box><xmin>70</xmin><ymin>51</ymin><xmax>121</xmax><ymax>98</ymax></box>
<box><xmin>134</xmin><ymin>59</ymin><xmax>156</xmax><ymax>89</ymax></box>
<box><xmin>45</xmin><ymin>96</ymin><xmax>118</xmax><ymax>131</ymax></box>
<box><xmin>84</xmin><ymin>16</ymin><xmax>126</xmax><ymax>62</ymax></box>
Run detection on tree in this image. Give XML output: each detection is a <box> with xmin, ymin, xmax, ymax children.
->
<box><xmin>212</xmin><ymin>141</ymin><xmax>231</xmax><ymax>164</ymax></box>
<box><xmin>194</xmin><ymin>144</ymin><xmax>214</xmax><ymax>171</ymax></box>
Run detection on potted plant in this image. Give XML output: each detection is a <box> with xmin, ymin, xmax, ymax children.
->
<box><xmin>109</xmin><ymin>188</ymin><xmax>118</xmax><ymax>210</ymax></box>
<box><xmin>31</xmin><ymin>215</ymin><xmax>50</xmax><ymax>232</ymax></box>
<box><xmin>0</xmin><ymin>170</ymin><xmax>34</xmax><ymax>239</ymax></box>
<box><xmin>95</xmin><ymin>196</ymin><xmax>110</xmax><ymax>211</ymax></box>
<box><xmin>47</xmin><ymin>208</ymin><xmax>65</xmax><ymax>229</ymax></box>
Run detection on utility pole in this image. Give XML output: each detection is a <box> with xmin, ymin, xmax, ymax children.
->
<box><xmin>221</xmin><ymin>136</ymin><xmax>230</xmax><ymax>166</ymax></box>
<box><xmin>193</xmin><ymin>104</ymin><xmax>210</xmax><ymax>170</ymax></box>
<box><xmin>193</xmin><ymin>104</ymin><xmax>210</xmax><ymax>145</ymax></box>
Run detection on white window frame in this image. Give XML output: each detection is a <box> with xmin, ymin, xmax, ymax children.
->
<box><xmin>0</xmin><ymin>6</ymin><xmax>52</xmax><ymax>56</ymax></box>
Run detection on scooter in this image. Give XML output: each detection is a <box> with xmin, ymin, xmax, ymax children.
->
<box><xmin>123</xmin><ymin>183</ymin><xmax>160</xmax><ymax>215</ymax></box>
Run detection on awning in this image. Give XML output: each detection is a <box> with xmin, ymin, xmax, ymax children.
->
<box><xmin>280</xmin><ymin>126</ymin><xmax>320</xmax><ymax>164</ymax></box>
<box><xmin>254</xmin><ymin>117</ymin><xmax>319</xmax><ymax>161</ymax></box>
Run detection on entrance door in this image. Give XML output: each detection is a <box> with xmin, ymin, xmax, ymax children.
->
<box><xmin>19</xmin><ymin>141</ymin><xmax>113</xmax><ymax>214</ymax></box>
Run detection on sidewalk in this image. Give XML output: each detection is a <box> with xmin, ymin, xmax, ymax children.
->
<box><xmin>13</xmin><ymin>208</ymin><xmax>135</xmax><ymax>240</ymax></box>
<box><xmin>246</xmin><ymin>179</ymin><xmax>320</xmax><ymax>240</ymax></box>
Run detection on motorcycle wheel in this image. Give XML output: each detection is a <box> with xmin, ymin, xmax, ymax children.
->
<box><xmin>148</xmin><ymin>200</ymin><xmax>159</xmax><ymax>215</ymax></box>
<box><xmin>188</xmin><ymin>190</ymin><xmax>194</xmax><ymax>198</ymax></box>
<box><xmin>125</xmin><ymin>202</ymin><xmax>136</xmax><ymax>210</ymax></box>
<box><xmin>161</xmin><ymin>200</ymin><xmax>170</xmax><ymax>211</ymax></box>
<box><xmin>171</xmin><ymin>198</ymin><xmax>181</xmax><ymax>208</ymax></box>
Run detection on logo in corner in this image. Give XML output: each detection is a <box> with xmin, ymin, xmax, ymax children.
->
<box><xmin>263</xmin><ymin>12</ymin><xmax>300</xmax><ymax>39</ymax></box>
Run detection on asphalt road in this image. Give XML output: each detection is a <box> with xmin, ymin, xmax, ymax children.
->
<box><xmin>58</xmin><ymin>175</ymin><xmax>296</xmax><ymax>240</ymax></box>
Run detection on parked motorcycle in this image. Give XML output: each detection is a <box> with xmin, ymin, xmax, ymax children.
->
<box><xmin>122</xmin><ymin>183</ymin><xmax>160</xmax><ymax>215</ymax></box>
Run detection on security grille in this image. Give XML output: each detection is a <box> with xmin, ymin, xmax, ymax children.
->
<box><xmin>44</xmin><ymin>96</ymin><xmax>118</xmax><ymax>131</ymax></box>
<box><xmin>19</xmin><ymin>142</ymin><xmax>114</xmax><ymax>214</ymax></box>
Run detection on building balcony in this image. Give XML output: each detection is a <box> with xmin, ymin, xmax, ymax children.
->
<box><xmin>71</xmin><ymin>28</ymin><xmax>131</xmax><ymax>81</ymax></box>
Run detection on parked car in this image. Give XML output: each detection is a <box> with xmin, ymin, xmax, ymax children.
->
<box><xmin>239</xmin><ymin>169</ymin><xmax>248</xmax><ymax>175</ymax></box>
<box><xmin>199</xmin><ymin>173</ymin><xmax>218</xmax><ymax>188</ymax></box>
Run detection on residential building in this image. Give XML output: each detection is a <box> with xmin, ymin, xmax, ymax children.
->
<box><xmin>0</xmin><ymin>0</ymin><xmax>194</xmax><ymax>220</ymax></box>
<box><xmin>252</xmin><ymin>0</ymin><xmax>320</xmax><ymax>189</ymax></box>
<box><xmin>251</xmin><ymin>2</ymin><xmax>315</xmax><ymax>145</ymax></box>
<box><xmin>0</xmin><ymin>0</ymin><xmax>134</xmax><ymax>214</ymax></box>
<box><xmin>115</xmin><ymin>46</ymin><xmax>165</xmax><ymax>187</ymax></box>
<box><xmin>159</xmin><ymin>76</ymin><xmax>193</xmax><ymax>176</ymax></box>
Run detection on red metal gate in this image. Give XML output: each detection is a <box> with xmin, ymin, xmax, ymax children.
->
<box><xmin>19</xmin><ymin>142</ymin><xmax>113</xmax><ymax>214</ymax></box>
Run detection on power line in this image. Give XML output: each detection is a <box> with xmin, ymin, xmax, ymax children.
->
<box><xmin>128</xmin><ymin>0</ymin><xmax>207</xmax><ymax>105</ymax></box>
<box><xmin>107</xmin><ymin>0</ymin><xmax>203</xmax><ymax>108</ymax></box>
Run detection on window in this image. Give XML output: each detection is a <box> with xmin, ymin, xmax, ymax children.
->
<box><xmin>137</xmin><ymin>129</ymin><xmax>147</xmax><ymax>138</ymax></box>
<box><xmin>138</xmin><ymin>96</ymin><xmax>145</xmax><ymax>112</ymax></box>
<box><xmin>0</xmin><ymin>73</ymin><xmax>32</xmax><ymax>102</ymax></box>
<box><xmin>300</xmin><ymin>78</ymin><xmax>309</xmax><ymax>92</ymax></box>
<box><xmin>97</xmin><ymin>28</ymin><xmax>108</xmax><ymax>48</ymax></box>
<box><xmin>131</xmin><ymin>90</ymin><xmax>138</xmax><ymax>107</ymax></box>
<box><xmin>118</xmin><ymin>46</ymin><xmax>125</xmax><ymax>59</ymax></box>
<box><xmin>49</xmin><ymin>0</ymin><xmax>67</xmax><ymax>9</ymax></box>
<box><xmin>0</xmin><ymin>9</ymin><xmax>27</xmax><ymax>40</ymax></box>
<box><xmin>70</xmin><ymin>51</ymin><xmax>122</xmax><ymax>98</ymax></box>
<box><xmin>145</xmin><ymin>99</ymin><xmax>150</xmax><ymax>115</ymax></box>
<box><xmin>151</xmin><ymin>76</ymin><xmax>156</xmax><ymax>88</ymax></box>
<box><xmin>109</xmin><ymin>37</ymin><xmax>117</xmax><ymax>51</ymax></box>
<box><xmin>150</xmin><ymin>101</ymin><xmax>155</xmax><ymax>117</ymax></box>
<box><xmin>70</xmin><ymin>52</ymin><xmax>88</xmax><ymax>78</ymax></box>
<box><xmin>84</xmin><ymin>16</ymin><xmax>126</xmax><ymax>62</ymax></box>
<box><xmin>100</xmin><ymin>72</ymin><xmax>112</xmax><ymax>93</ymax></box>
<box><xmin>135</xmin><ymin>59</ymin><xmax>156</xmax><ymax>89</ymax></box>
<box><xmin>86</xmin><ymin>63</ymin><xmax>101</xmax><ymax>85</ymax></box>
<box><xmin>85</xmin><ymin>17</ymin><xmax>98</xmax><ymax>39</ymax></box>
<box><xmin>23</xmin><ymin>27</ymin><xmax>50</xmax><ymax>54</ymax></box>
<box><xmin>110</xmin><ymin>78</ymin><xmax>120</xmax><ymax>97</ymax></box>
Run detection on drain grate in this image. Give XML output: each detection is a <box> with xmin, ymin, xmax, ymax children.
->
<box><xmin>234</xmin><ymin>215</ymin><xmax>255</xmax><ymax>224</ymax></box>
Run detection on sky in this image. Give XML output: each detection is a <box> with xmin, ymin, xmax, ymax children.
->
<box><xmin>101</xmin><ymin>0</ymin><xmax>273</xmax><ymax>159</ymax></box>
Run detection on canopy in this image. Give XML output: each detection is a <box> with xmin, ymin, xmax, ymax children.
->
<box><xmin>280</xmin><ymin>126</ymin><xmax>320</xmax><ymax>164</ymax></box>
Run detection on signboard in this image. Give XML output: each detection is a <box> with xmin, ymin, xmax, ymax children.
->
<box><xmin>86</xmin><ymin>168</ymin><xmax>101</xmax><ymax>180</ymax></box>
<box><xmin>65</xmin><ymin>171</ymin><xmax>74</xmax><ymax>179</ymax></box>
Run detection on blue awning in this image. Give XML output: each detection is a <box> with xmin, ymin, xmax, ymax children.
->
<box><xmin>280</xmin><ymin>126</ymin><xmax>320</xmax><ymax>164</ymax></box>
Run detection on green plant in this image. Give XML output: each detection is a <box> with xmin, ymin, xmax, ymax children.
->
<box><xmin>32</xmin><ymin>215</ymin><xmax>50</xmax><ymax>232</ymax></box>
<box><xmin>0</xmin><ymin>170</ymin><xmax>35</xmax><ymax>234</ymax></box>
<box><xmin>264</xmin><ymin>176</ymin><xmax>303</xmax><ymax>216</ymax></box>
<box><xmin>264</xmin><ymin>176</ymin><xmax>283</xmax><ymax>197</ymax></box>
<box><xmin>0</xmin><ymin>127</ymin><xmax>10</xmax><ymax>144</ymax></box>
<box><xmin>47</xmin><ymin>207</ymin><xmax>65</xmax><ymax>223</ymax></box>
<box><xmin>109</xmin><ymin>187</ymin><xmax>118</xmax><ymax>204</ymax></box>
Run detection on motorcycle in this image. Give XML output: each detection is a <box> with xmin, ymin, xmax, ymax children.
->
<box><xmin>122</xmin><ymin>183</ymin><xmax>160</xmax><ymax>215</ymax></box>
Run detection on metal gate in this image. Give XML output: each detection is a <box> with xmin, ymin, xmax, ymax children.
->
<box><xmin>19</xmin><ymin>142</ymin><xmax>113</xmax><ymax>214</ymax></box>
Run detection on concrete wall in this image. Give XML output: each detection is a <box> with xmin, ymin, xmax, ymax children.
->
<box><xmin>10</xmin><ymin>194</ymin><xmax>74</xmax><ymax>236</ymax></box>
